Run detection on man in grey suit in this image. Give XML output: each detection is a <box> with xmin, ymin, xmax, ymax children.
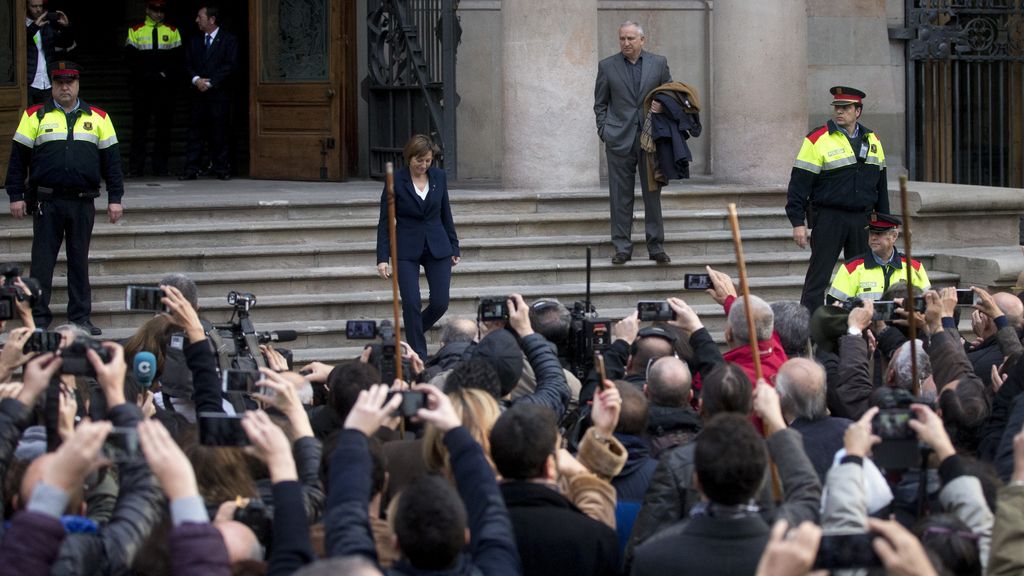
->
<box><xmin>595</xmin><ymin>21</ymin><xmax>672</xmax><ymax>265</ymax></box>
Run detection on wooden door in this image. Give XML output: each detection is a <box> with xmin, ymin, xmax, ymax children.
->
<box><xmin>0</xmin><ymin>0</ymin><xmax>26</xmax><ymax>178</ymax></box>
<box><xmin>249</xmin><ymin>0</ymin><xmax>354</xmax><ymax>180</ymax></box>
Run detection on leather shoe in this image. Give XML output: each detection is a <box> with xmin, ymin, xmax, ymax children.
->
<box><xmin>611</xmin><ymin>252</ymin><xmax>631</xmax><ymax>265</ymax></box>
<box><xmin>216</xmin><ymin>173</ymin><xmax>232</xmax><ymax>181</ymax></box>
<box><xmin>77</xmin><ymin>320</ymin><xmax>102</xmax><ymax>336</ymax></box>
<box><xmin>649</xmin><ymin>252</ymin><xmax>671</xmax><ymax>264</ymax></box>
<box><xmin>178</xmin><ymin>172</ymin><xmax>198</xmax><ymax>181</ymax></box>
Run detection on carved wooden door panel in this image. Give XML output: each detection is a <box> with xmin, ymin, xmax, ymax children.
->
<box><xmin>249</xmin><ymin>0</ymin><xmax>354</xmax><ymax>180</ymax></box>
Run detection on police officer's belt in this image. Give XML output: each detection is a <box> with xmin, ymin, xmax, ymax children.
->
<box><xmin>36</xmin><ymin>186</ymin><xmax>100</xmax><ymax>200</ymax></box>
<box><xmin>811</xmin><ymin>203</ymin><xmax>872</xmax><ymax>214</ymax></box>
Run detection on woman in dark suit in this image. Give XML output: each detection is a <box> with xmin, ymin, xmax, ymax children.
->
<box><xmin>376</xmin><ymin>135</ymin><xmax>460</xmax><ymax>359</ymax></box>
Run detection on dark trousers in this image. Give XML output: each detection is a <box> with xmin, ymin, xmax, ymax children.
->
<box><xmin>129</xmin><ymin>80</ymin><xmax>174</xmax><ymax>175</ymax></box>
<box><xmin>800</xmin><ymin>207</ymin><xmax>870</xmax><ymax>312</ymax></box>
<box><xmin>183</xmin><ymin>98</ymin><xmax>230</xmax><ymax>176</ymax></box>
<box><xmin>606</xmin><ymin>136</ymin><xmax>664</xmax><ymax>255</ymax></box>
<box><xmin>397</xmin><ymin>248</ymin><xmax>453</xmax><ymax>359</ymax></box>
<box><xmin>30</xmin><ymin>197</ymin><xmax>96</xmax><ymax>327</ymax></box>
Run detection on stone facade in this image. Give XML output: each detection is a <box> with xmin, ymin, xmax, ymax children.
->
<box><xmin>354</xmin><ymin>1</ymin><xmax>909</xmax><ymax>184</ymax></box>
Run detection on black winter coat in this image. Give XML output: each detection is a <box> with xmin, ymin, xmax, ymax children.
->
<box><xmin>501</xmin><ymin>481</ymin><xmax>621</xmax><ymax>576</ymax></box>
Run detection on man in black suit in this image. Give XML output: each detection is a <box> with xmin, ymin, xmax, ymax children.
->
<box><xmin>594</xmin><ymin>21</ymin><xmax>672</xmax><ymax>265</ymax></box>
<box><xmin>180</xmin><ymin>4</ymin><xmax>237</xmax><ymax>181</ymax></box>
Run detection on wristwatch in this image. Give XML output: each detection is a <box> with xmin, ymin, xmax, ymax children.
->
<box><xmin>847</xmin><ymin>326</ymin><xmax>863</xmax><ymax>336</ymax></box>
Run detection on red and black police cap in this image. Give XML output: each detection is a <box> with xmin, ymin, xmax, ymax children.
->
<box><xmin>48</xmin><ymin>60</ymin><xmax>81</xmax><ymax>81</ymax></box>
<box><xmin>830</xmin><ymin>86</ymin><xmax>866</xmax><ymax>106</ymax></box>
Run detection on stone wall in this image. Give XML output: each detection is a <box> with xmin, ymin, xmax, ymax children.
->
<box><xmin>806</xmin><ymin>0</ymin><xmax>907</xmax><ymax>177</ymax></box>
<box><xmin>355</xmin><ymin>1</ymin><xmax>910</xmax><ymax>182</ymax></box>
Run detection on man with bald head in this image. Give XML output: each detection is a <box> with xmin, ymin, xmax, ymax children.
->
<box><xmin>644</xmin><ymin>356</ymin><xmax>701</xmax><ymax>456</ymax></box>
<box><xmin>967</xmin><ymin>289</ymin><xmax>1024</xmax><ymax>388</ymax></box>
<box><xmin>774</xmin><ymin>357</ymin><xmax>852</xmax><ymax>481</ymax></box>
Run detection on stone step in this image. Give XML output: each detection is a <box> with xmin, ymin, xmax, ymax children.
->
<box><xmin>0</xmin><ymin>182</ymin><xmax>788</xmax><ymax>227</ymax></box>
<box><xmin>7</xmin><ymin>229</ymin><xmax>807</xmax><ymax>277</ymax></box>
<box><xmin>0</xmin><ymin>208</ymin><xmax>793</xmax><ymax>254</ymax></box>
<box><xmin>44</xmin><ymin>250</ymin><xmax>945</xmax><ymax>305</ymax></box>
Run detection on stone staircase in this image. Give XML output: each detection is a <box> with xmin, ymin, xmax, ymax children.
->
<box><xmin>0</xmin><ymin>177</ymin><xmax>962</xmax><ymax>363</ymax></box>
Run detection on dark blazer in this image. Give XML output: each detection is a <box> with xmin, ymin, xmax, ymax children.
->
<box><xmin>183</xmin><ymin>28</ymin><xmax>238</xmax><ymax>101</ymax></box>
<box><xmin>376</xmin><ymin>166</ymin><xmax>460</xmax><ymax>263</ymax></box>
<box><xmin>594</xmin><ymin>50</ymin><xmax>671</xmax><ymax>155</ymax></box>
<box><xmin>630</xmin><ymin>513</ymin><xmax>770</xmax><ymax>576</ymax></box>
<box><xmin>501</xmin><ymin>481</ymin><xmax>621</xmax><ymax>576</ymax></box>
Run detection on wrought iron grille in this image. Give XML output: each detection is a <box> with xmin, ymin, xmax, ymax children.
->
<box><xmin>905</xmin><ymin>1</ymin><xmax>1024</xmax><ymax>188</ymax></box>
<box><xmin>367</xmin><ymin>0</ymin><xmax>460</xmax><ymax>179</ymax></box>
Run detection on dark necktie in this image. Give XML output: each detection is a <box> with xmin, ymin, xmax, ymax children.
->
<box><xmin>152</xmin><ymin>25</ymin><xmax>158</xmax><ymax>51</ymax></box>
<box><xmin>205</xmin><ymin>34</ymin><xmax>212</xmax><ymax>51</ymax></box>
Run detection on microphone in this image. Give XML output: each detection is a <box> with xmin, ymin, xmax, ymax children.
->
<box><xmin>258</xmin><ymin>330</ymin><xmax>298</xmax><ymax>343</ymax></box>
<box><xmin>133</xmin><ymin>351</ymin><xmax>157</xmax><ymax>389</ymax></box>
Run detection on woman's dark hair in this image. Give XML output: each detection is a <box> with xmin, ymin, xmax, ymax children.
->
<box><xmin>914</xmin><ymin>514</ymin><xmax>981</xmax><ymax>576</ymax></box>
<box><xmin>700</xmin><ymin>363</ymin><xmax>752</xmax><ymax>418</ymax></box>
<box><xmin>402</xmin><ymin>134</ymin><xmax>441</xmax><ymax>165</ymax></box>
<box><xmin>123</xmin><ymin>314</ymin><xmax>177</xmax><ymax>382</ymax></box>
<box><xmin>186</xmin><ymin>443</ymin><xmax>259</xmax><ymax>506</ymax></box>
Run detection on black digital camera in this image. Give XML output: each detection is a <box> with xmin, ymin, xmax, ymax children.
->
<box><xmin>60</xmin><ymin>336</ymin><xmax>112</xmax><ymax>377</ymax></box>
<box><xmin>478</xmin><ymin>297</ymin><xmax>510</xmax><ymax>321</ymax></box>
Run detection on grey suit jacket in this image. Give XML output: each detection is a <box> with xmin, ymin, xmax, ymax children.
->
<box><xmin>594</xmin><ymin>50</ymin><xmax>672</xmax><ymax>155</ymax></box>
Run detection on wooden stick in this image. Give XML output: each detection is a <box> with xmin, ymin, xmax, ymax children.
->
<box><xmin>727</xmin><ymin>203</ymin><xmax>780</xmax><ymax>501</ymax></box>
<box><xmin>727</xmin><ymin>203</ymin><xmax>762</xmax><ymax>381</ymax></box>
<box><xmin>899</xmin><ymin>175</ymin><xmax>919</xmax><ymax>397</ymax></box>
<box><xmin>385</xmin><ymin>162</ymin><xmax>404</xmax><ymax>384</ymax></box>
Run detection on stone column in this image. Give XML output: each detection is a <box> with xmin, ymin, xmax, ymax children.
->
<box><xmin>502</xmin><ymin>0</ymin><xmax>598</xmax><ymax>190</ymax></box>
<box><xmin>712</xmin><ymin>0</ymin><xmax>807</xmax><ymax>185</ymax></box>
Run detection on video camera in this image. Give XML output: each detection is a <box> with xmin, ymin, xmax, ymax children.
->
<box><xmin>345</xmin><ymin>319</ymin><xmax>412</xmax><ymax>384</ymax></box>
<box><xmin>0</xmin><ymin>264</ymin><xmax>41</xmax><ymax>321</ymax></box>
<box><xmin>210</xmin><ymin>291</ymin><xmax>295</xmax><ymax>375</ymax></box>
<box><xmin>564</xmin><ymin>249</ymin><xmax>613</xmax><ymax>380</ymax></box>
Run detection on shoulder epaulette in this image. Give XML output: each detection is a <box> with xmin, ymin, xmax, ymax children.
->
<box><xmin>89</xmin><ymin>106</ymin><xmax>108</xmax><ymax>118</ymax></box>
<box><xmin>844</xmin><ymin>258</ymin><xmax>865</xmax><ymax>273</ymax></box>
<box><xmin>806</xmin><ymin>126</ymin><xmax>828</xmax><ymax>145</ymax></box>
<box><xmin>26</xmin><ymin>104</ymin><xmax>44</xmax><ymax>116</ymax></box>
<box><xmin>900</xmin><ymin>257</ymin><xmax>922</xmax><ymax>271</ymax></box>
<box><xmin>131</xmin><ymin>23</ymin><xmax>145</xmax><ymax>31</ymax></box>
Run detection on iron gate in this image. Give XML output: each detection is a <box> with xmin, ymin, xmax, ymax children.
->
<box><xmin>367</xmin><ymin>0</ymin><xmax>460</xmax><ymax>179</ymax></box>
<box><xmin>903</xmin><ymin>1</ymin><xmax>1024</xmax><ymax>188</ymax></box>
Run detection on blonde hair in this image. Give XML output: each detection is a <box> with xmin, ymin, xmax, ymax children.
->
<box><xmin>422</xmin><ymin>388</ymin><xmax>501</xmax><ymax>475</ymax></box>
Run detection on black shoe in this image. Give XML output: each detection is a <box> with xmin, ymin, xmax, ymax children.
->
<box><xmin>216</xmin><ymin>173</ymin><xmax>232</xmax><ymax>181</ymax></box>
<box><xmin>178</xmin><ymin>172</ymin><xmax>198</xmax><ymax>181</ymax></box>
<box><xmin>649</xmin><ymin>252</ymin><xmax>671</xmax><ymax>264</ymax></box>
<box><xmin>77</xmin><ymin>320</ymin><xmax>102</xmax><ymax>336</ymax></box>
<box><xmin>612</xmin><ymin>252</ymin><xmax>631</xmax><ymax>265</ymax></box>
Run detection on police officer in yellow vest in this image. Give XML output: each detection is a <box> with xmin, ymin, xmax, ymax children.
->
<box><xmin>4</xmin><ymin>61</ymin><xmax>124</xmax><ymax>335</ymax></box>
<box><xmin>125</xmin><ymin>0</ymin><xmax>181</xmax><ymax>177</ymax></box>
<box><xmin>786</xmin><ymin>86</ymin><xmax>889</xmax><ymax>312</ymax></box>
<box><xmin>827</xmin><ymin>213</ymin><xmax>930</xmax><ymax>303</ymax></box>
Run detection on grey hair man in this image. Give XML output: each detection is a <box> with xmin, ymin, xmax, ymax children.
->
<box><xmin>886</xmin><ymin>339</ymin><xmax>934</xmax><ymax>399</ymax></box>
<box><xmin>770</xmin><ymin>300</ymin><xmax>811</xmax><ymax>358</ymax></box>
<box><xmin>774</xmin><ymin>357</ymin><xmax>851</xmax><ymax>481</ymax></box>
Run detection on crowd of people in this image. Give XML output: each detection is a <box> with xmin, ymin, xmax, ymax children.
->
<box><xmin>0</xmin><ymin>261</ymin><xmax>1022</xmax><ymax>576</ymax></box>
